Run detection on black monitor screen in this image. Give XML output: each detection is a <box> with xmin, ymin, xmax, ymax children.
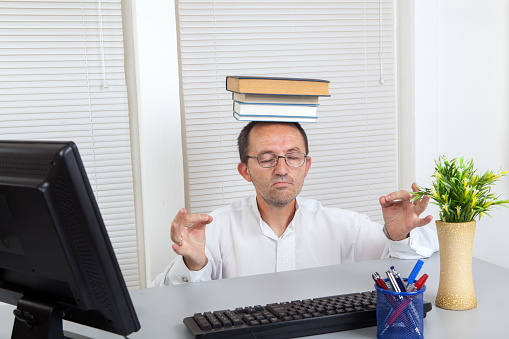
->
<box><xmin>0</xmin><ymin>140</ymin><xmax>140</xmax><ymax>339</ymax></box>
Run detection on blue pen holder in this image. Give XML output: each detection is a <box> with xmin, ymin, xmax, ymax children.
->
<box><xmin>375</xmin><ymin>281</ymin><xmax>425</xmax><ymax>339</ymax></box>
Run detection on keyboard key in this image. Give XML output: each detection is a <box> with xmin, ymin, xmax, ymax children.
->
<box><xmin>247</xmin><ymin>319</ymin><xmax>259</xmax><ymax>326</ymax></box>
<box><xmin>213</xmin><ymin>311</ymin><xmax>232</xmax><ymax>327</ymax></box>
<box><xmin>203</xmin><ymin>312</ymin><xmax>221</xmax><ymax>329</ymax></box>
<box><xmin>268</xmin><ymin>317</ymin><xmax>279</xmax><ymax>323</ymax></box>
<box><xmin>192</xmin><ymin>314</ymin><xmax>211</xmax><ymax>331</ymax></box>
<box><xmin>224</xmin><ymin>310</ymin><xmax>243</xmax><ymax>326</ymax></box>
<box><xmin>254</xmin><ymin>314</ymin><xmax>265</xmax><ymax>321</ymax></box>
<box><xmin>241</xmin><ymin>314</ymin><xmax>254</xmax><ymax>323</ymax></box>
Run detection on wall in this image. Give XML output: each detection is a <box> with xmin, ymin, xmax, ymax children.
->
<box><xmin>410</xmin><ymin>0</ymin><xmax>509</xmax><ymax>268</ymax></box>
<box><xmin>123</xmin><ymin>0</ymin><xmax>184</xmax><ymax>285</ymax></box>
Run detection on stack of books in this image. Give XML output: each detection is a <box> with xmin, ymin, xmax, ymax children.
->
<box><xmin>226</xmin><ymin>76</ymin><xmax>330</xmax><ymax>123</ymax></box>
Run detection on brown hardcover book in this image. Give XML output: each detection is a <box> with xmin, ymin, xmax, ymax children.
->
<box><xmin>226</xmin><ymin>76</ymin><xmax>330</xmax><ymax>96</ymax></box>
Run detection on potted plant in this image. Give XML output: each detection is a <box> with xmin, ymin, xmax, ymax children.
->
<box><xmin>413</xmin><ymin>156</ymin><xmax>509</xmax><ymax>310</ymax></box>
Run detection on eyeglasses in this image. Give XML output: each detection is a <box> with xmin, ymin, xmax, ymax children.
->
<box><xmin>247</xmin><ymin>152</ymin><xmax>308</xmax><ymax>168</ymax></box>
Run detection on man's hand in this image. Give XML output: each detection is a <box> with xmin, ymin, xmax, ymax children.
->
<box><xmin>170</xmin><ymin>208</ymin><xmax>213</xmax><ymax>271</ymax></box>
<box><xmin>379</xmin><ymin>183</ymin><xmax>433</xmax><ymax>241</ymax></box>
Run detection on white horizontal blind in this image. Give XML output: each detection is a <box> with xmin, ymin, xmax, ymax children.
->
<box><xmin>0</xmin><ymin>0</ymin><xmax>140</xmax><ymax>288</ymax></box>
<box><xmin>177</xmin><ymin>0</ymin><xmax>397</xmax><ymax>223</ymax></box>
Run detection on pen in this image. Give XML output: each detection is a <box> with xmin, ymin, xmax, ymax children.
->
<box><xmin>386</xmin><ymin>297</ymin><xmax>412</xmax><ymax>326</ymax></box>
<box><xmin>372</xmin><ymin>272</ymin><xmax>388</xmax><ymax>290</ymax></box>
<box><xmin>390</xmin><ymin>266</ymin><xmax>407</xmax><ymax>292</ymax></box>
<box><xmin>415</xmin><ymin>274</ymin><xmax>428</xmax><ymax>290</ymax></box>
<box><xmin>407</xmin><ymin>273</ymin><xmax>429</xmax><ymax>292</ymax></box>
<box><xmin>406</xmin><ymin>259</ymin><xmax>424</xmax><ymax>288</ymax></box>
<box><xmin>385</xmin><ymin>270</ymin><xmax>401</xmax><ymax>293</ymax></box>
<box><xmin>385</xmin><ymin>278</ymin><xmax>394</xmax><ymax>292</ymax></box>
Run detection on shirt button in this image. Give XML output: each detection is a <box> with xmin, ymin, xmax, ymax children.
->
<box><xmin>182</xmin><ymin>277</ymin><xmax>189</xmax><ymax>282</ymax></box>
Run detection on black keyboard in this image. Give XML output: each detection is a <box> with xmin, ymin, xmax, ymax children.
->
<box><xmin>183</xmin><ymin>290</ymin><xmax>432</xmax><ymax>338</ymax></box>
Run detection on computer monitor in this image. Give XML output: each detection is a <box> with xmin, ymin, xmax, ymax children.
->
<box><xmin>0</xmin><ymin>140</ymin><xmax>140</xmax><ymax>339</ymax></box>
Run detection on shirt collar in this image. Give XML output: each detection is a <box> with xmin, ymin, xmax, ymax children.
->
<box><xmin>250</xmin><ymin>195</ymin><xmax>300</xmax><ymax>239</ymax></box>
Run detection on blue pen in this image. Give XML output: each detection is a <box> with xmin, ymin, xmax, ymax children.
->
<box><xmin>406</xmin><ymin>259</ymin><xmax>424</xmax><ymax>288</ymax></box>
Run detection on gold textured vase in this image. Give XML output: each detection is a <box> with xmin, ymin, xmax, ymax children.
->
<box><xmin>435</xmin><ymin>220</ymin><xmax>477</xmax><ymax>310</ymax></box>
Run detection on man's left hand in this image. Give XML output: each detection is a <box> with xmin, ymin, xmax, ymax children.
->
<box><xmin>379</xmin><ymin>183</ymin><xmax>433</xmax><ymax>241</ymax></box>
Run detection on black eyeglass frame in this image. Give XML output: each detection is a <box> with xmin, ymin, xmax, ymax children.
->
<box><xmin>246</xmin><ymin>152</ymin><xmax>308</xmax><ymax>168</ymax></box>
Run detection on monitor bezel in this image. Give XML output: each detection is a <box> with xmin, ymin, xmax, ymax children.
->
<box><xmin>0</xmin><ymin>140</ymin><xmax>140</xmax><ymax>338</ymax></box>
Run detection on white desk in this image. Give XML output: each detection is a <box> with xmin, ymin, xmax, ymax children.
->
<box><xmin>1</xmin><ymin>253</ymin><xmax>507</xmax><ymax>338</ymax></box>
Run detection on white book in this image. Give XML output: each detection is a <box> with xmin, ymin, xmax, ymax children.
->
<box><xmin>233</xmin><ymin>112</ymin><xmax>317</xmax><ymax>123</ymax></box>
<box><xmin>232</xmin><ymin>92</ymin><xmax>319</xmax><ymax>105</ymax></box>
<box><xmin>233</xmin><ymin>100</ymin><xmax>318</xmax><ymax>118</ymax></box>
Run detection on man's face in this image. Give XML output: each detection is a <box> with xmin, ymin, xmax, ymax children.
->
<box><xmin>238</xmin><ymin>123</ymin><xmax>311</xmax><ymax>208</ymax></box>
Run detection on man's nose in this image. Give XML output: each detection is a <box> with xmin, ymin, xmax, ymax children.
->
<box><xmin>274</xmin><ymin>156</ymin><xmax>289</xmax><ymax>174</ymax></box>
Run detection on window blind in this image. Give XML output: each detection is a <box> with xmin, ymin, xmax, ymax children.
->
<box><xmin>177</xmin><ymin>0</ymin><xmax>397</xmax><ymax>223</ymax></box>
<box><xmin>0</xmin><ymin>0</ymin><xmax>140</xmax><ymax>288</ymax></box>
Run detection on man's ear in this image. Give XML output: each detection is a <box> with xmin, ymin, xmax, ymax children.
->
<box><xmin>304</xmin><ymin>156</ymin><xmax>311</xmax><ymax>178</ymax></box>
<box><xmin>238</xmin><ymin>162</ymin><xmax>252</xmax><ymax>182</ymax></box>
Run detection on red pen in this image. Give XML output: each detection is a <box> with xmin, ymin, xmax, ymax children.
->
<box><xmin>386</xmin><ymin>298</ymin><xmax>412</xmax><ymax>326</ymax></box>
<box><xmin>407</xmin><ymin>273</ymin><xmax>429</xmax><ymax>292</ymax></box>
<box><xmin>415</xmin><ymin>274</ymin><xmax>428</xmax><ymax>290</ymax></box>
<box><xmin>372</xmin><ymin>272</ymin><xmax>388</xmax><ymax>290</ymax></box>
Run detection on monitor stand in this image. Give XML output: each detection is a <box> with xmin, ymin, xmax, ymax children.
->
<box><xmin>11</xmin><ymin>296</ymin><xmax>105</xmax><ymax>339</ymax></box>
<box><xmin>11</xmin><ymin>295</ymin><xmax>64</xmax><ymax>339</ymax></box>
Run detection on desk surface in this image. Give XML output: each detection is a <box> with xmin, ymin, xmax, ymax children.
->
<box><xmin>1</xmin><ymin>253</ymin><xmax>507</xmax><ymax>338</ymax></box>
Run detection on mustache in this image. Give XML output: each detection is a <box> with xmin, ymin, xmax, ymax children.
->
<box><xmin>271</xmin><ymin>175</ymin><xmax>293</xmax><ymax>185</ymax></box>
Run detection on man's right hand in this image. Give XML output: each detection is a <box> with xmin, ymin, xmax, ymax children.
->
<box><xmin>170</xmin><ymin>208</ymin><xmax>213</xmax><ymax>271</ymax></box>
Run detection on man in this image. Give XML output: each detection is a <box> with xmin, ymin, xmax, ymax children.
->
<box><xmin>153</xmin><ymin>122</ymin><xmax>438</xmax><ymax>286</ymax></box>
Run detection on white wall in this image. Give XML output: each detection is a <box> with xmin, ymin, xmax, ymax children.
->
<box><xmin>123</xmin><ymin>0</ymin><xmax>184</xmax><ymax>286</ymax></box>
<box><xmin>409</xmin><ymin>0</ymin><xmax>509</xmax><ymax>268</ymax></box>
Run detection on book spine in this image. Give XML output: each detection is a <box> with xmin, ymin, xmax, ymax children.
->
<box><xmin>234</xmin><ymin>101</ymin><xmax>318</xmax><ymax>107</ymax></box>
<box><xmin>233</xmin><ymin>101</ymin><xmax>318</xmax><ymax>117</ymax></box>
<box><xmin>233</xmin><ymin>112</ymin><xmax>318</xmax><ymax>123</ymax></box>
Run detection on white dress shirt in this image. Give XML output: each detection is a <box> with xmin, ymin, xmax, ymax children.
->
<box><xmin>153</xmin><ymin>195</ymin><xmax>439</xmax><ymax>286</ymax></box>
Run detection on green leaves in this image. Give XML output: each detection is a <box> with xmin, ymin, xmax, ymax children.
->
<box><xmin>412</xmin><ymin>156</ymin><xmax>509</xmax><ymax>223</ymax></box>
